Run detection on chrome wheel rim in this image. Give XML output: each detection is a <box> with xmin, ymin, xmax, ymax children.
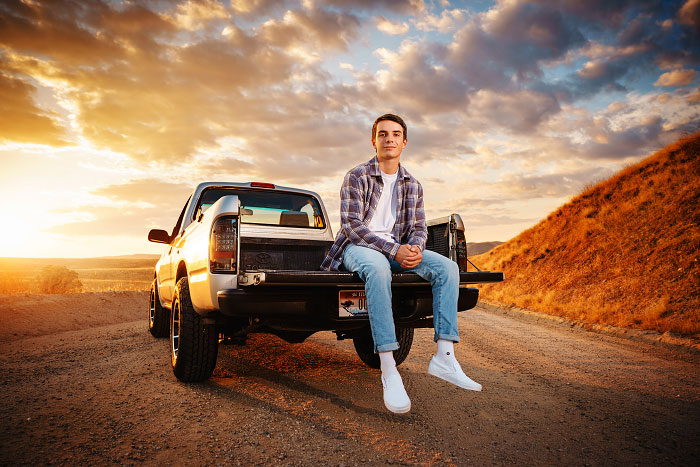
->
<box><xmin>171</xmin><ymin>299</ymin><xmax>180</xmax><ymax>362</ymax></box>
<box><xmin>149</xmin><ymin>286</ymin><xmax>155</xmax><ymax>327</ymax></box>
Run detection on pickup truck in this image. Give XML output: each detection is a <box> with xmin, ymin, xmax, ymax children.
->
<box><xmin>147</xmin><ymin>182</ymin><xmax>503</xmax><ymax>382</ymax></box>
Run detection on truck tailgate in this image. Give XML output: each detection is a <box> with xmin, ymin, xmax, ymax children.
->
<box><xmin>239</xmin><ymin>270</ymin><xmax>504</xmax><ymax>286</ymax></box>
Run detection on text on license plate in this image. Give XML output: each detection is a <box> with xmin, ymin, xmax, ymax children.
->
<box><xmin>338</xmin><ymin>290</ymin><xmax>367</xmax><ymax>317</ymax></box>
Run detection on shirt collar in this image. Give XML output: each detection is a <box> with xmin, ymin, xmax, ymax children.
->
<box><xmin>369</xmin><ymin>155</ymin><xmax>409</xmax><ymax>179</ymax></box>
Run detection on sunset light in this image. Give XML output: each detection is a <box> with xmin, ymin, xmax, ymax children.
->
<box><xmin>0</xmin><ymin>0</ymin><xmax>698</xmax><ymax>257</ymax></box>
<box><xmin>1</xmin><ymin>4</ymin><xmax>699</xmax><ymax>465</ymax></box>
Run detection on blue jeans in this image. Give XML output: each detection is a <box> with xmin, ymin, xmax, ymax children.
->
<box><xmin>342</xmin><ymin>243</ymin><xmax>460</xmax><ymax>353</ymax></box>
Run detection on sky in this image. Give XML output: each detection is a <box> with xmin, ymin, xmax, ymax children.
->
<box><xmin>0</xmin><ymin>0</ymin><xmax>699</xmax><ymax>258</ymax></box>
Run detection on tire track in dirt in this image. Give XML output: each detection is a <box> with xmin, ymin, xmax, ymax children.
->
<box><xmin>2</xmin><ymin>300</ymin><xmax>700</xmax><ymax>465</ymax></box>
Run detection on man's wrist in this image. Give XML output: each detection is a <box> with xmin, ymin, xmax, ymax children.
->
<box><xmin>387</xmin><ymin>242</ymin><xmax>400</xmax><ymax>261</ymax></box>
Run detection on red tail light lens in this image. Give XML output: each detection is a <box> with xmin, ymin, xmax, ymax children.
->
<box><xmin>455</xmin><ymin>231</ymin><xmax>468</xmax><ymax>272</ymax></box>
<box><xmin>210</xmin><ymin>217</ymin><xmax>237</xmax><ymax>273</ymax></box>
<box><xmin>250</xmin><ymin>182</ymin><xmax>275</xmax><ymax>188</ymax></box>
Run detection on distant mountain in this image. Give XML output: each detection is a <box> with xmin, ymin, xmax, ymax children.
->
<box><xmin>473</xmin><ymin>132</ymin><xmax>700</xmax><ymax>337</ymax></box>
<box><xmin>467</xmin><ymin>241</ymin><xmax>503</xmax><ymax>257</ymax></box>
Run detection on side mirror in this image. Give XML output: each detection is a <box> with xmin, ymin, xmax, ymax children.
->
<box><xmin>148</xmin><ymin>229</ymin><xmax>171</xmax><ymax>244</ymax></box>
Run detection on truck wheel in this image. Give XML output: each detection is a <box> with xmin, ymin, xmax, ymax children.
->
<box><xmin>170</xmin><ymin>277</ymin><xmax>218</xmax><ymax>382</ymax></box>
<box><xmin>148</xmin><ymin>279</ymin><xmax>170</xmax><ymax>338</ymax></box>
<box><xmin>353</xmin><ymin>327</ymin><xmax>414</xmax><ymax>369</ymax></box>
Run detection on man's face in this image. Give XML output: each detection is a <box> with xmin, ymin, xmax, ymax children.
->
<box><xmin>372</xmin><ymin>120</ymin><xmax>406</xmax><ymax>162</ymax></box>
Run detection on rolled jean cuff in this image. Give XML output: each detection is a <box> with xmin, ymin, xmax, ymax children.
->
<box><xmin>375</xmin><ymin>342</ymin><xmax>399</xmax><ymax>353</ymax></box>
<box><xmin>435</xmin><ymin>333</ymin><xmax>460</xmax><ymax>343</ymax></box>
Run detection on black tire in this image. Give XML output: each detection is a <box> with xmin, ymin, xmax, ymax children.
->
<box><xmin>353</xmin><ymin>327</ymin><xmax>414</xmax><ymax>369</ymax></box>
<box><xmin>170</xmin><ymin>277</ymin><xmax>218</xmax><ymax>382</ymax></box>
<box><xmin>148</xmin><ymin>279</ymin><xmax>170</xmax><ymax>338</ymax></box>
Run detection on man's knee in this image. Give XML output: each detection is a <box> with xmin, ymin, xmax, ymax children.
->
<box><xmin>430</xmin><ymin>251</ymin><xmax>459</xmax><ymax>282</ymax></box>
<box><xmin>345</xmin><ymin>246</ymin><xmax>391</xmax><ymax>281</ymax></box>
<box><xmin>360</xmin><ymin>254</ymin><xmax>392</xmax><ymax>283</ymax></box>
<box><xmin>446</xmin><ymin>257</ymin><xmax>459</xmax><ymax>279</ymax></box>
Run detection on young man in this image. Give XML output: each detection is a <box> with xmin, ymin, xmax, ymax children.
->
<box><xmin>321</xmin><ymin>113</ymin><xmax>481</xmax><ymax>414</ymax></box>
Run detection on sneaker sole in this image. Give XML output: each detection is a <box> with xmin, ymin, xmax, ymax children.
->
<box><xmin>428</xmin><ymin>367</ymin><xmax>482</xmax><ymax>392</ymax></box>
<box><xmin>384</xmin><ymin>400</ymin><xmax>411</xmax><ymax>414</ymax></box>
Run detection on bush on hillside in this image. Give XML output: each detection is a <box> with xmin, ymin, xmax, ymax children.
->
<box><xmin>37</xmin><ymin>265</ymin><xmax>83</xmax><ymax>294</ymax></box>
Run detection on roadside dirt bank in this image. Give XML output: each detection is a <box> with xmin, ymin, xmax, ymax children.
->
<box><xmin>1</xmin><ymin>293</ymin><xmax>699</xmax><ymax>465</ymax></box>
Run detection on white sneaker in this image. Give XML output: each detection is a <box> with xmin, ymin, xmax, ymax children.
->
<box><xmin>381</xmin><ymin>373</ymin><xmax>411</xmax><ymax>414</ymax></box>
<box><xmin>428</xmin><ymin>356</ymin><xmax>482</xmax><ymax>391</ymax></box>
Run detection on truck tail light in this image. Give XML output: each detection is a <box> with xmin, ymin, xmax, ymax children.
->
<box><xmin>455</xmin><ymin>230</ymin><xmax>468</xmax><ymax>272</ymax></box>
<box><xmin>210</xmin><ymin>216</ymin><xmax>238</xmax><ymax>273</ymax></box>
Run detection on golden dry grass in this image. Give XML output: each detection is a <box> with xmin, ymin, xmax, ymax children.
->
<box><xmin>0</xmin><ymin>257</ymin><xmax>157</xmax><ymax>294</ymax></box>
<box><xmin>473</xmin><ymin>132</ymin><xmax>700</xmax><ymax>337</ymax></box>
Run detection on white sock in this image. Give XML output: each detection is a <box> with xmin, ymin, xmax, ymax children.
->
<box><xmin>436</xmin><ymin>339</ymin><xmax>458</xmax><ymax>364</ymax></box>
<box><xmin>379</xmin><ymin>351</ymin><xmax>399</xmax><ymax>377</ymax></box>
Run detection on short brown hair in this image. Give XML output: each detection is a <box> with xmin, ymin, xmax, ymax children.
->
<box><xmin>372</xmin><ymin>113</ymin><xmax>407</xmax><ymax>142</ymax></box>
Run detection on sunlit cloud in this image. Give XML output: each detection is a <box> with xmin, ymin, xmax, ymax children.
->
<box><xmin>0</xmin><ymin>71</ymin><xmax>67</xmax><ymax>145</ymax></box>
<box><xmin>654</xmin><ymin>68</ymin><xmax>697</xmax><ymax>87</ymax></box>
<box><xmin>0</xmin><ymin>0</ymin><xmax>698</xmax><ymax>257</ymax></box>
<box><xmin>412</xmin><ymin>8</ymin><xmax>468</xmax><ymax>33</ymax></box>
<box><xmin>677</xmin><ymin>0</ymin><xmax>700</xmax><ymax>28</ymax></box>
<box><xmin>169</xmin><ymin>0</ymin><xmax>230</xmax><ymax>30</ymax></box>
<box><xmin>376</xmin><ymin>16</ymin><xmax>410</xmax><ymax>35</ymax></box>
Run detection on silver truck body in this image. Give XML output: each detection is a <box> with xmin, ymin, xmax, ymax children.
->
<box><xmin>154</xmin><ymin>182</ymin><xmax>333</xmax><ymax>314</ymax></box>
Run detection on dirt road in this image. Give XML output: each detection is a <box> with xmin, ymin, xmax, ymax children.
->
<box><xmin>1</xmin><ymin>292</ymin><xmax>699</xmax><ymax>465</ymax></box>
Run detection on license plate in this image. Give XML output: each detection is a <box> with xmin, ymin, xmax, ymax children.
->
<box><xmin>339</xmin><ymin>290</ymin><xmax>367</xmax><ymax>317</ymax></box>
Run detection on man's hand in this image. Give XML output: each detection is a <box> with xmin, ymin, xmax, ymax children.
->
<box><xmin>395</xmin><ymin>244</ymin><xmax>422</xmax><ymax>269</ymax></box>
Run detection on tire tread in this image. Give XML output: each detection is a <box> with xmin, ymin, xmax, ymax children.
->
<box><xmin>172</xmin><ymin>278</ymin><xmax>218</xmax><ymax>382</ymax></box>
<box><xmin>149</xmin><ymin>280</ymin><xmax>170</xmax><ymax>338</ymax></box>
<box><xmin>353</xmin><ymin>327</ymin><xmax>414</xmax><ymax>369</ymax></box>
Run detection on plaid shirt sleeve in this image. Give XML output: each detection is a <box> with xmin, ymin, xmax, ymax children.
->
<box><xmin>340</xmin><ymin>171</ymin><xmax>401</xmax><ymax>260</ymax></box>
<box><xmin>404</xmin><ymin>181</ymin><xmax>428</xmax><ymax>251</ymax></box>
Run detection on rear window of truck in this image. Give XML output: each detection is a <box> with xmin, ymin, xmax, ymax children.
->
<box><xmin>196</xmin><ymin>187</ymin><xmax>325</xmax><ymax>229</ymax></box>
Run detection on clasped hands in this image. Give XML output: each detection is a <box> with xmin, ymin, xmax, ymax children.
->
<box><xmin>395</xmin><ymin>244</ymin><xmax>422</xmax><ymax>269</ymax></box>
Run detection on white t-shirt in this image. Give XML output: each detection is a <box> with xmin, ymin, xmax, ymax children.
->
<box><xmin>368</xmin><ymin>170</ymin><xmax>399</xmax><ymax>242</ymax></box>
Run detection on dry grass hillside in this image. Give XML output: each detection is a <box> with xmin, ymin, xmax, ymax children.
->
<box><xmin>0</xmin><ymin>256</ymin><xmax>158</xmax><ymax>294</ymax></box>
<box><xmin>474</xmin><ymin>132</ymin><xmax>700</xmax><ymax>337</ymax></box>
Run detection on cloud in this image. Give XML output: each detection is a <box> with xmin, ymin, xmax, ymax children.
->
<box><xmin>532</xmin><ymin>0</ymin><xmax>668</xmax><ymax>29</ymax></box>
<box><xmin>0</xmin><ymin>0</ymin><xmax>698</xmax><ymax>191</ymax></box>
<box><xmin>654</xmin><ymin>68</ymin><xmax>697</xmax><ymax>87</ymax></box>
<box><xmin>372</xmin><ymin>41</ymin><xmax>468</xmax><ymax>115</ymax></box>
<box><xmin>468</xmin><ymin>89</ymin><xmax>560</xmax><ymax>132</ymax></box>
<box><xmin>412</xmin><ymin>8</ymin><xmax>468</xmax><ymax>33</ymax></box>
<box><xmin>583</xmin><ymin>116</ymin><xmax>665</xmax><ymax>159</ymax></box>
<box><xmin>686</xmin><ymin>89</ymin><xmax>700</xmax><ymax>103</ymax></box>
<box><xmin>579</xmin><ymin>41</ymin><xmax>650</xmax><ymax>61</ymax></box>
<box><xmin>678</xmin><ymin>0</ymin><xmax>700</xmax><ymax>28</ymax></box>
<box><xmin>327</xmin><ymin>0</ymin><xmax>425</xmax><ymax>14</ymax></box>
<box><xmin>49</xmin><ymin>179</ymin><xmax>194</xmax><ymax>237</ymax></box>
<box><xmin>0</xmin><ymin>69</ymin><xmax>67</xmax><ymax>145</ymax></box>
<box><xmin>49</xmin><ymin>205</ymin><xmax>178</xmax><ymax>236</ymax></box>
<box><xmin>230</xmin><ymin>0</ymin><xmax>424</xmax><ymax>17</ymax></box>
<box><xmin>450</xmin><ymin>197</ymin><xmax>516</xmax><ymax>208</ymax></box>
<box><xmin>459</xmin><ymin>212</ymin><xmax>541</xmax><ymax>227</ymax></box>
<box><xmin>376</xmin><ymin>16</ymin><xmax>410</xmax><ymax>35</ymax></box>
<box><xmin>259</xmin><ymin>7</ymin><xmax>361</xmax><ymax>51</ymax></box>
<box><xmin>230</xmin><ymin>0</ymin><xmax>290</xmax><ymax>16</ymax></box>
<box><xmin>169</xmin><ymin>0</ymin><xmax>229</xmax><ymax>30</ymax></box>
<box><xmin>91</xmin><ymin>179</ymin><xmax>192</xmax><ymax>206</ymax></box>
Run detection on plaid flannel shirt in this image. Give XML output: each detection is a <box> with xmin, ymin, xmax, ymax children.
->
<box><xmin>320</xmin><ymin>155</ymin><xmax>427</xmax><ymax>271</ymax></box>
